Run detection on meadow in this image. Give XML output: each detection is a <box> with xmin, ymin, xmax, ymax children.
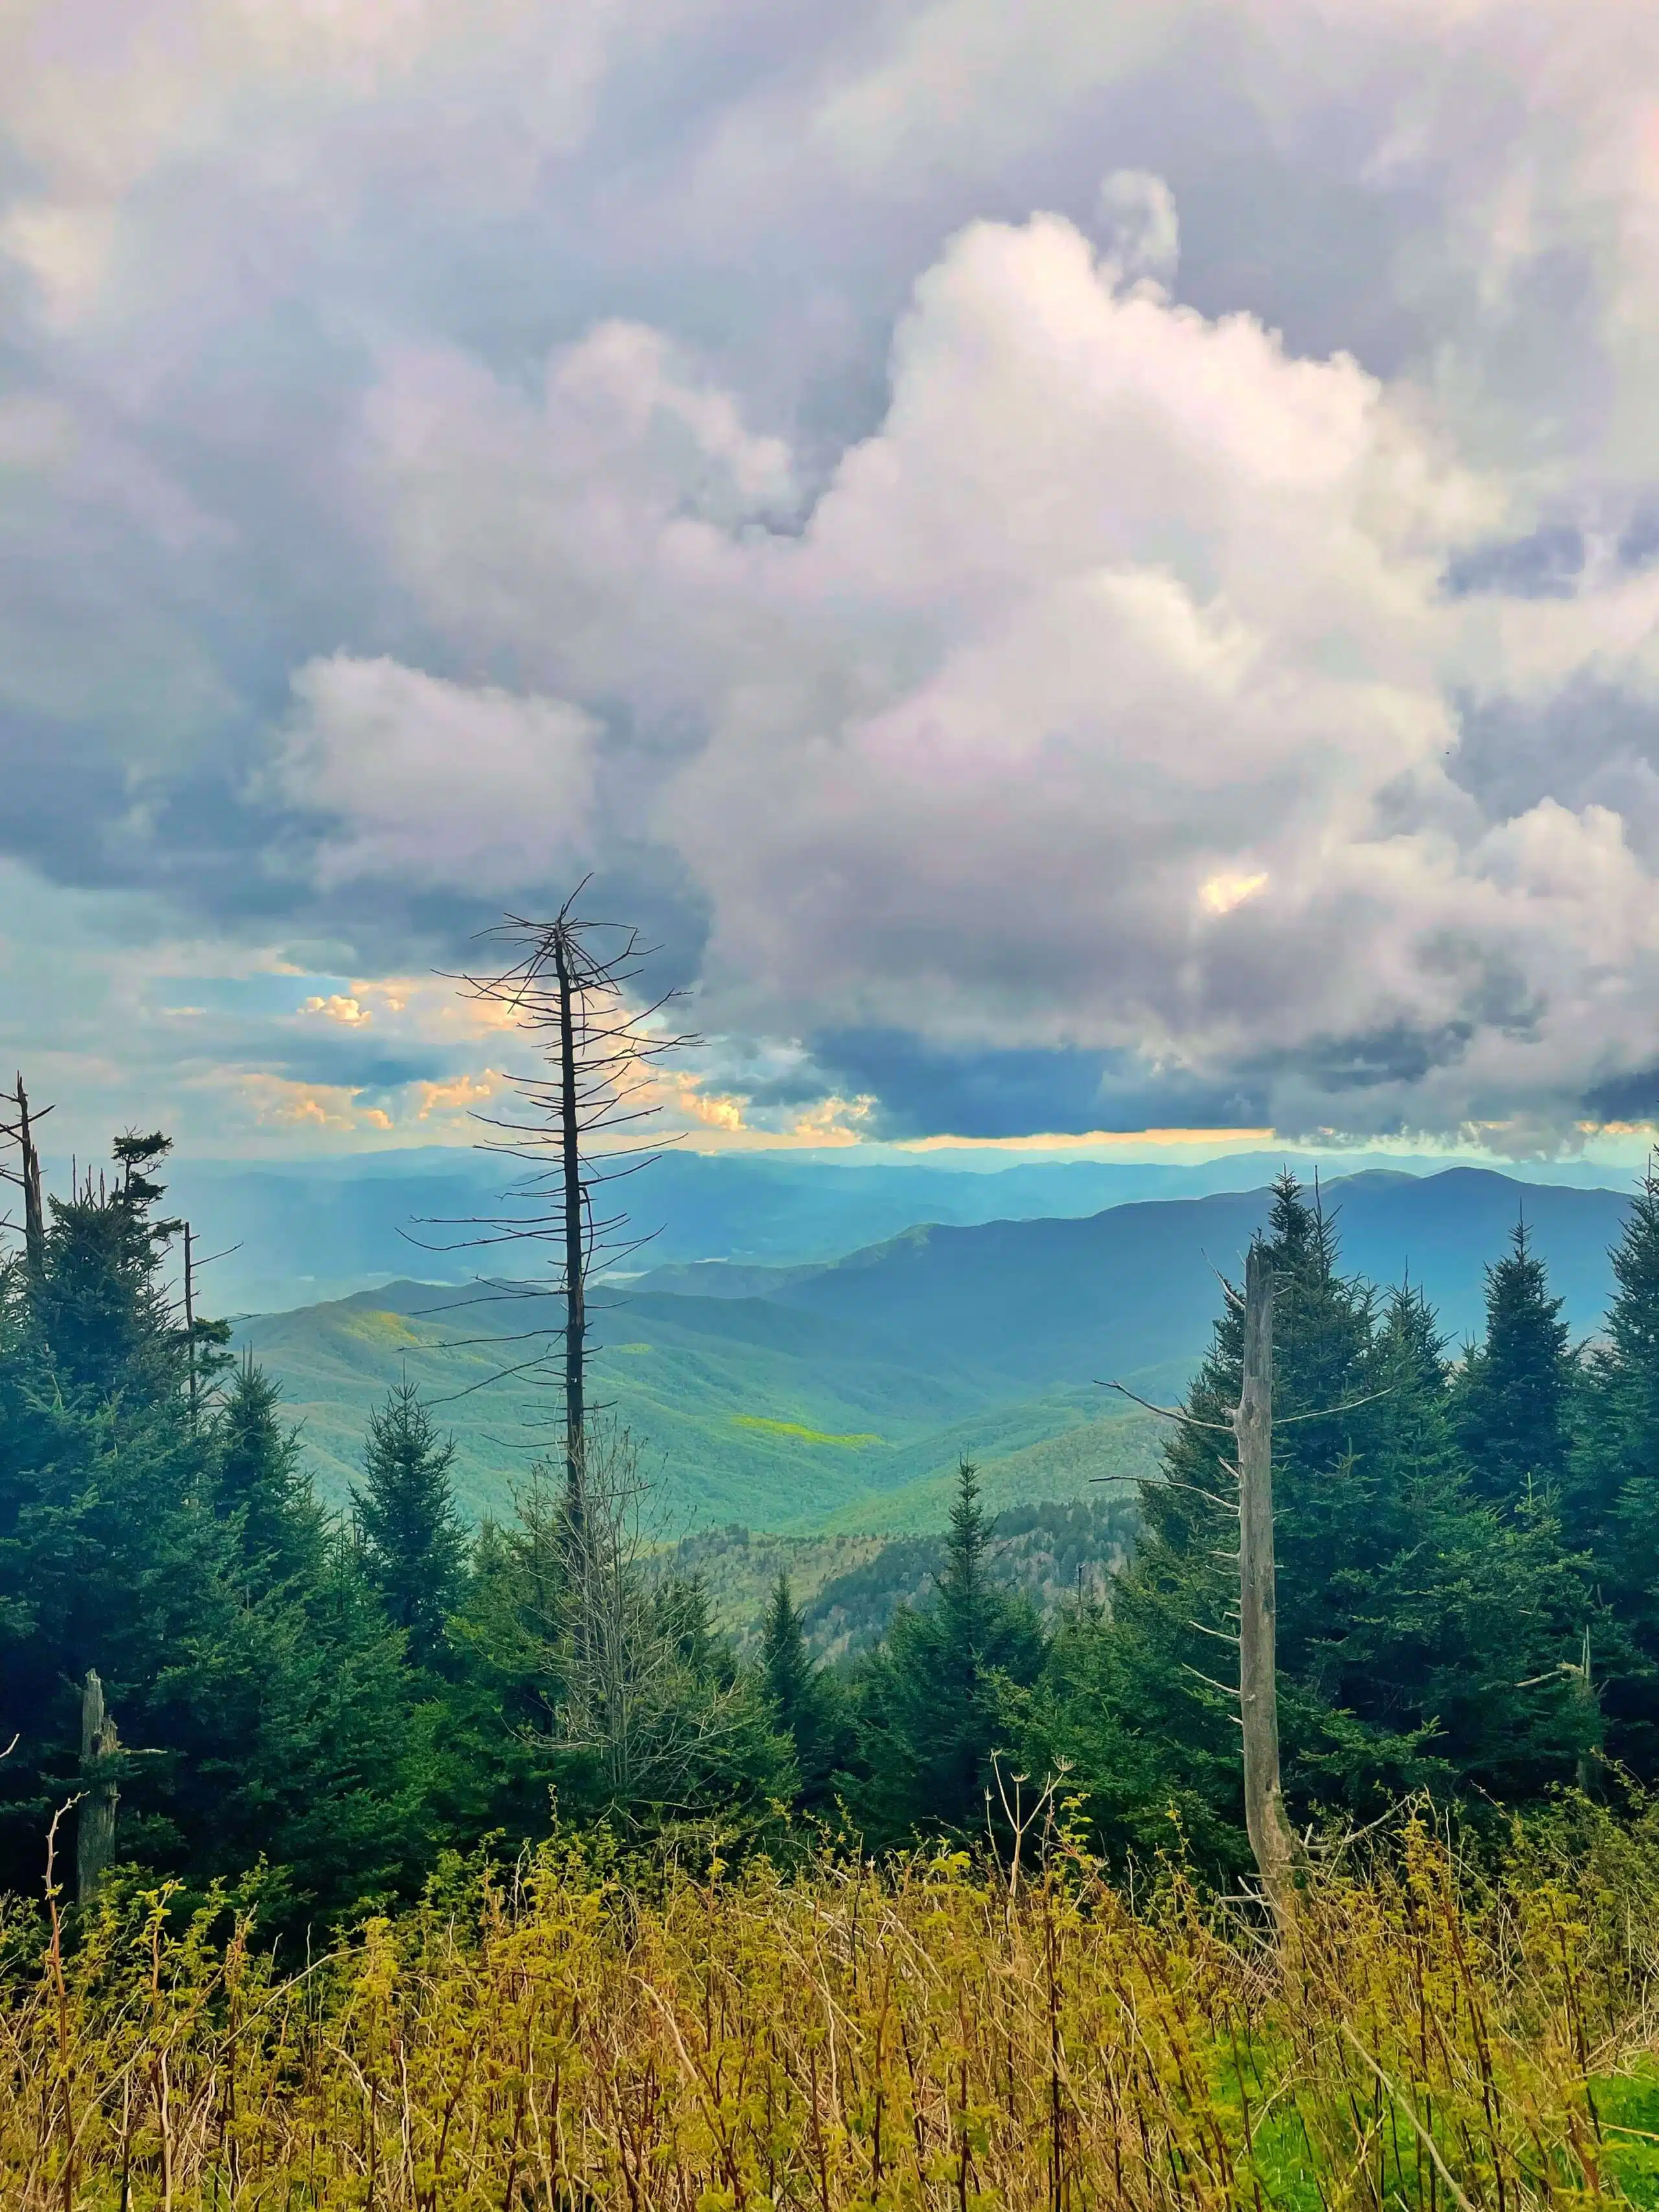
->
<box><xmin>6</xmin><ymin>1802</ymin><xmax>1659</xmax><ymax>2211</ymax></box>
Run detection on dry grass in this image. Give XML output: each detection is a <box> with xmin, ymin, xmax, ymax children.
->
<box><xmin>6</xmin><ymin>1802</ymin><xmax>1659</xmax><ymax>2209</ymax></box>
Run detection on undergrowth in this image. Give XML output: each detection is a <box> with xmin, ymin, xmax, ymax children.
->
<box><xmin>6</xmin><ymin>1799</ymin><xmax>1659</xmax><ymax>2209</ymax></box>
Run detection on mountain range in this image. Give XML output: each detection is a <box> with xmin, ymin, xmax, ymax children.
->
<box><xmin>233</xmin><ymin>1163</ymin><xmax>1636</xmax><ymax>1537</ymax></box>
<box><xmin>160</xmin><ymin>1142</ymin><xmax>1642</xmax><ymax>1314</ymax></box>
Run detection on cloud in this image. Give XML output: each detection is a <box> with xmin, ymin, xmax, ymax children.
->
<box><xmin>1095</xmin><ymin>169</ymin><xmax>1179</xmax><ymax>285</ymax></box>
<box><xmin>10</xmin><ymin>3</ymin><xmax>1659</xmax><ymax>1149</ymax></box>
<box><xmin>356</xmin><ymin>195</ymin><xmax>1659</xmax><ymax>1144</ymax></box>
<box><xmin>273</xmin><ymin>656</ymin><xmax>597</xmax><ymax>892</ymax></box>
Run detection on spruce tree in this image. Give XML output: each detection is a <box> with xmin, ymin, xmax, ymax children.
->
<box><xmin>1</xmin><ymin>1128</ymin><xmax>422</xmax><ymax>1914</ymax></box>
<box><xmin>762</xmin><ymin>1574</ymin><xmax>813</xmax><ymax>1722</ymax></box>
<box><xmin>353</xmin><ymin>1380</ymin><xmax>467</xmax><ymax>1670</ymax></box>
<box><xmin>852</xmin><ymin>1460</ymin><xmax>1045</xmax><ymax>1846</ymax></box>
<box><xmin>1455</xmin><ymin>1215</ymin><xmax>1572</xmax><ymax>1502</ymax></box>
<box><xmin>761</xmin><ymin>1574</ymin><xmax>843</xmax><ymax>1810</ymax></box>
<box><xmin>1568</xmin><ymin>1158</ymin><xmax>1659</xmax><ymax>1773</ymax></box>
<box><xmin>939</xmin><ymin>1458</ymin><xmax>993</xmax><ymax>1677</ymax></box>
<box><xmin>215</xmin><ymin>1354</ymin><xmax>325</xmax><ymax>1591</ymax></box>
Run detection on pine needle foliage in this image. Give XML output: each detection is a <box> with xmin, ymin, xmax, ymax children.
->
<box><xmin>352</xmin><ymin>1380</ymin><xmax>467</xmax><ymax>1671</ymax></box>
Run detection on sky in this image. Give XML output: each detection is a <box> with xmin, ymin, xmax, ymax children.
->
<box><xmin>8</xmin><ymin>1</ymin><xmax>1659</xmax><ymax>1164</ymax></box>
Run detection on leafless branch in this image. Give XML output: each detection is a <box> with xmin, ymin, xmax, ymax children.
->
<box><xmin>1098</xmin><ymin>1380</ymin><xmax>1236</xmax><ymax>1432</ymax></box>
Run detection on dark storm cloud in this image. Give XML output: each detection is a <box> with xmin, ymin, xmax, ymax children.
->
<box><xmin>809</xmin><ymin>1031</ymin><xmax>1272</xmax><ymax>1140</ymax></box>
<box><xmin>1583</xmin><ymin>1065</ymin><xmax>1659</xmax><ymax>1121</ymax></box>
<box><xmin>1450</xmin><ymin>684</ymin><xmax>1659</xmax><ymax>863</ymax></box>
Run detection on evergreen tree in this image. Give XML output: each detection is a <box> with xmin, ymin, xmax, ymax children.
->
<box><xmin>31</xmin><ymin>1135</ymin><xmax>178</xmax><ymax>1403</ymax></box>
<box><xmin>852</xmin><ymin>1460</ymin><xmax>1046</xmax><ymax>1846</ymax></box>
<box><xmin>761</xmin><ymin>1574</ymin><xmax>844</xmax><ymax>1811</ymax></box>
<box><xmin>353</xmin><ymin>1381</ymin><xmax>467</xmax><ymax>1670</ymax></box>
<box><xmin>1568</xmin><ymin>1158</ymin><xmax>1659</xmax><ymax>1773</ymax></box>
<box><xmin>0</xmin><ymin>1129</ymin><xmax>422</xmax><ymax>1914</ymax></box>
<box><xmin>1455</xmin><ymin>1216</ymin><xmax>1572</xmax><ymax>1502</ymax></box>
<box><xmin>215</xmin><ymin>1355</ymin><xmax>325</xmax><ymax>1592</ymax></box>
<box><xmin>762</xmin><ymin>1574</ymin><xmax>813</xmax><ymax>1725</ymax></box>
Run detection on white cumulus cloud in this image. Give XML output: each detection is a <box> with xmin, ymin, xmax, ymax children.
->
<box><xmin>275</xmin><ymin>655</ymin><xmax>597</xmax><ymax>892</ymax></box>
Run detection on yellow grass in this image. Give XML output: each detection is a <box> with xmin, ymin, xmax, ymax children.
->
<box><xmin>6</xmin><ymin>1808</ymin><xmax>1659</xmax><ymax>2209</ymax></box>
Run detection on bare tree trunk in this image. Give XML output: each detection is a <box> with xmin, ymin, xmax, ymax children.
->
<box><xmin>183</xmin><ymin>1220</ymin><xmax>198</xmax><ymax>1430</ymax></box>
<box><xmin>1573</xmin><ymin>1627</ymin><xmax>1601</xmax><ymax>1797</ymax></box>
<box><xmin>16</xmin><ymin>1076</ymin><xmax>44</xmax><ymax>1278</ymax></box>
<box><xmin>77</xmin><ymin>1671</ymin><xmax>120</xmax><ymax>1909</ymax></box>
<box><xmin>1236</xmin><ymin>1249</ymin><xmax>1299</xmax><ymax>1923</ymax></box>
<box><xmin>449</xmin><ymin>896</ymin><xmax>693</xmax><ymax>1573</ymax></box>
<box><xmin>1</xmin><ymin>1073</ymin><xmax>48</xmax><ymax>1277</ymax></box>
<box><xmin>552</xmin><ymin>932</ymin><xmax>586</xmax><ymax>1525</ymax></box>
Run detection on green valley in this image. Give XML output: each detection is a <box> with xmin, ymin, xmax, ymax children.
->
<box><xmin>232</xmin><ymin>1275</ymin><xmax>1163</xmax><ymax>1533</ymax></box>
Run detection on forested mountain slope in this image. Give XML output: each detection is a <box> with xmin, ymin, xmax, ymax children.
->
<box><xmin>233</xmin><ymin>1275</ymin><xmax>1159</xmax><ymax>1528</ymax></box>
<box><xmin>236</xmin><ymin>1166</ymin><xmax>1629</xmax><ymax>1529</ymax></box>
<box><xmin>755</xmin><ymin>1168</ymin><xmax>1630</xmax><ymax>1380</ymax></box>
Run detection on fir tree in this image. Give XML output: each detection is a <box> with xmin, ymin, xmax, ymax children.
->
<box><xmin>939</xmin><ymin>1458</ymin><xmax>993</xmax><ymax>1674</ymax></box>
<box><xmin>761</xmin><ymin>1574</ymin><xmax>843</xmax><ymax>1810</ymax></box>
<box><xmin>852</xmin><ymin>1460</ymin><xmax>1045</xmax><ymax>1846</ymax></box>
<box><xmin>353</xmin><ymin>1380</ymin><xmax>467</xmax><ymax>1670</ymax></box>
<box><xmin>1455</xmin><ymin>1215</ymin><xmax>1572</xmax><ymax>1502</ymax></box>
<box><xmin>762</xmin><ymin>1575</ymin><xmax>813</xmax><ymax>1723</ymax></box>
<box><xmin>215</xmin><ymin>1354</ymin><xmax>325</xmax><ymax>1591</ymax></box>
<box><xmin>33</xmin><ymin>1133</ymin><xmax>187</xmax><ymax>1406</ymax></box>
<box><xmin>1568</xmin><ymin>1158</ymin><xmax>1659</xmax><ymax>1773</ymax></box>
<box><xmin>1</xmin><ymin>1129</ymin><xmax>422</xmax><ymax>1913</ymax></box>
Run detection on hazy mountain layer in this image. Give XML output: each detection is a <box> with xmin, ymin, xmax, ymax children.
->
<box><xmin>172</xmin><ymin>1145</ymin><xmax>1638</xmax><ymax>1314</ymax></box>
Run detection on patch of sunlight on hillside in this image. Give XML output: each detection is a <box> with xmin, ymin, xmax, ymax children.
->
<box><xmin>733</xmin><ymin>1415</ymin><xmax>885</xmax><ymax>1447</ymax></box>
<box><xmin>340</xmin><ymin>1310</ymin><xmax>423</xmax><ymax>1346</ymax></box>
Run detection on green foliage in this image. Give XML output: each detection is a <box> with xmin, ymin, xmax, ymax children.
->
<box><xmin>1568</xmin><ymin>1156</ymin><xmax>1659</xmax><ymax>1771</ymax></box>
<box><xmin>351</xmin><ymin>1379</ymin><xmax>467</xmax><ymax>1670</ymax></box>
<box><xmin>0</xmin><ymin>1130</ymin><xmax>421</xmax><ymax>1920</ymax></box>
<box><xmin>214</xmin><ymin>1352</ymin><xmax>327</xmax><ymax>1591</ymax></box>
<box><xmin>849</xmin><ymin>1459</ymin><xmax>1047</xmax><ymax>1846</ymax></box>
<box><xmin>761</xmin><ymin>1574</ymin><xmax>846</xmax><ymax>1810</ymax></box>
<box><xmin>1455</xmin><ymin>1213</ymin><xmax>1573</xmax><ymax>1500</ymax></box>
<box><xmin>12</xmin><ymin>1815</ymin><xmax>1659</xmax><ymax>2211</ymax></box>
<box><xmin>233</xmin><ymin>1277</ymin><xmax>1163</xmax><ymax>1531</ymax></box>
<box><xmin>16</xmin><ymin>1110</ymin><xmax>1659</xmax><ymax>1941</ymax></box>
<box><xmin>1028</xmin><ymin>1174</ymin><xmax>1598</xmax><ymax>1870</ymax></box>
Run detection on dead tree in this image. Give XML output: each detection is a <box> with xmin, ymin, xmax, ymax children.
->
<box><xmin>437</xmin><ymin>890</ymin><xmax>695</xmax><ymax>1522</ymax></box>
<box><xmin>0</xmin><ymin>1073</ymin><xmax>50</xmax><ymax>1277</ymax></box>
<box><xmin>76</xmin><ymin>1671</ymin><xmax>121</xmax><ymax>1909</ymax></box>
<box><xmin>183</xmin><ymin>1221</ymin><xmax>198</xmax><ymax>1428</ymax></box>
<box><xmin>1236</xmin><ymin>1249</ymin><xmax>1300</xmax><ymax>1922</ymax></box>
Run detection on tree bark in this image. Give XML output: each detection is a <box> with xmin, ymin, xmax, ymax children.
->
<box><xmin>11</xmin><ymin>1073</ymin><xmax>45</xmax><ymax>1277</ymax></box>
<box><xmin>183</xmin><ymin>1220</ymin><xmax>198</xmax><ymax>1428</ymax></box>
<box><xmin>552</xmin><ymin>929</ymin><xmax>586</xmax><ymax>1526</ymax></box>
<box><xmin>1236</xmin><ymin>1249</ymin><xmax>1299</xmax><ymax>1923</ymax></box>
<box><xmin>77</xmin><ymin>1670</ymin><xmax>120</xmax><ymax>1910</ymax></box>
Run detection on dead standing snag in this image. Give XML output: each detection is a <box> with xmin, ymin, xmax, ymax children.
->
<box><xmin>1237</xmin><ymin>1248</ymin><xmax>1300</xmax><ymax>1922</ymax></box>
<box><xmin>433</xmin><ymin>890</ymin><xmax>696</xmax><ymax>1525</ymax></box>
